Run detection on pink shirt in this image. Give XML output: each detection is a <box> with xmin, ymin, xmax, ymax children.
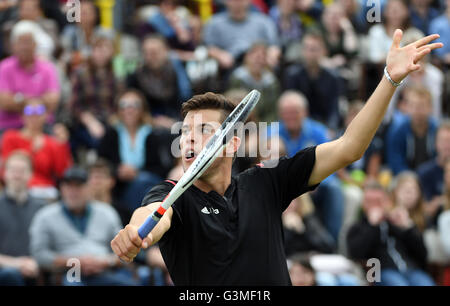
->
<box><xmin>0</xmin><ymin>56</ymin><xmax>60</xmax><ymax>130</ymax></box>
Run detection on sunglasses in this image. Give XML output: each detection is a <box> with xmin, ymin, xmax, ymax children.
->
<box><xmin>119</xmin><ymin>100</ymin><xmax>141</xmax><ymax>109</ymax></box>
<box><xmin>23</xmin><ymin>104</ymin><xmax>46</xmax><ymax>116</ymax></box>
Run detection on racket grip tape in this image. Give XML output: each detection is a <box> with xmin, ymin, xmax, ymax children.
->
<box><xmin>138</xmin><ymin>215</ymin><xmax>160</xmax><ymax>239</ymax></box>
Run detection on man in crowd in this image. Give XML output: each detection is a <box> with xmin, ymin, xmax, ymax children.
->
<box><xmin>0</xmin><ymin>151</ymin><xmax>44</xmax><ymax>285</ymax></box>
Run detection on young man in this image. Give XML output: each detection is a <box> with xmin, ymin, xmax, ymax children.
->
<box><xmin>111</xmin><ymin>30</ymin><xmax>443</xmax><ymax>285</ymax></box>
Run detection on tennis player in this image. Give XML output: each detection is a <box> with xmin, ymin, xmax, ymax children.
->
<box><xmin>111</xmin><ymin>30</ymin><xmax>443</xmax><ymax>285</ymax></box>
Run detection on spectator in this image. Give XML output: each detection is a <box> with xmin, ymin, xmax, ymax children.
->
<box><xmin>61</xmin><ymin>0</ymin><xmax>114</xmax><ymax>68</ymax></box>
<box><xmin>86</xmin><ymin>158</ymin><xmax>116</xmax><ymax>205</ymax></box>
<box><xmin>228</xmin><ymin>42</ymin><xmax>281</xmax><ymax>123</ymax></box>
<box><xmin>29</xmin><ymin>166</ymin><xmax>138</xmax><ymax>286</ymax></box>
<box><xmin>390</xmin><ymin>171</ymin><xmax>427</xmax><ymax>231</ymax></box>
<box><xmin>366</xmin><ymin>0</ymin><xmax>423</xmax><ymax>64</ymax></box>
<box><xmin>268</xmin><ymin>90</ymin><xmax>344</xmax><ymax>242</ymax></box>
<box><xmin>347</xmin><ymin>181</ymin><xmax>435</xmax><ymax>286</ymax></box>
<box><xmin>409</xmin><ymin>0</ymin><xmax>440</xmax><ymax>35</ymax></box>
<box><xmin>429</xmin><ymin>0</ymin><xmax>450</xmax><ymax>65</ymax></box>
<box><xmin>136</xmin><ymin>0</ymin><xmax>194</xmax><ymax>52</ymax></box>
<box><xmin>417</xmin><ymin>120</ymin><xmax>450</xmax><ymax>212</ymax></box>
<box><xmin>283</xmin><ymin>193</ymin><xmax>336</xmax><ymax>256</ymax></box>
<box><xmin>283</xmin><ymin>30</ymin><xmax>341</xmax><ymax>129</ymax></box>
<box><xmin>336</xmin><ymin>0</ymin><xmax>369</xmax><ymax>34</ymax></box>
<box><xmin>68</xmin><ymin>35</ymin><xmax>120</xmax><ymax>152</ymax></box>
<box><xmin>1</xmin><ymin>99</ymin><xmax>72</xmax><ymax>202</ymax></box>
<box><xmin>0</xmin><ymin>152</ymin><xmax>44</xmax><ymax>285</ymax></box>
<box><xmin>204</xmin><ymin>0</ymin><xmax>280</xmax><ymax>69</ymax></box>
<box><xmin>126</xmin><ymin>35</ymin><xmax>191</xmax><ymax>126</ymax></box>
<box><xmin>386</xmin><ymin>86</ymin><xmax>438</xmax><ymax>174</ymax></box>
<box><xmin>98</xmin><ymin>89</ymin><xmax>175</xmax><ymax>216</ymax></box>
<box><xmin>3</xmin><ymin>0</ymin><xmax>59</xmax><ymax>58</ymax></box>
<box><xmin>0</xmin><ymin>21</ymin><xmax>60</xmax><ymax>133</ymax></box>
<box><xmin>268</xmin><ymin>0</ymin><xmax>304</xmax><ymax>50</ymax></box>
<box><xmin>319</xmin><ymin>2</ymin><xmax>359</xmax><ymax>71</ymax></box>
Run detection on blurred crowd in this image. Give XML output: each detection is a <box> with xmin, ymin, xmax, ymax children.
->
<box><xmin>0</xmin><ymin>0</ymin><xmax>449</xmax><ymax>286</ymax></box>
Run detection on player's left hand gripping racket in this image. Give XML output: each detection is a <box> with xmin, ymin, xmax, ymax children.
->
<box><xmin>138</xmin><ymin>90</ymin><xmax>261</xmax><ymax>239</ymax></box>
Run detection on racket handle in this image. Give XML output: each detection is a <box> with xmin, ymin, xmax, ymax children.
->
<box><xmin>138</xmin><ymin>215</ymin><xmax>159</xmax><ymax>239</ymax></box>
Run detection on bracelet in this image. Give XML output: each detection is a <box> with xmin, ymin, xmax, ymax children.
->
<box><xmin>384</xmin><ymin>66</ymin><xmax>404</xmax><ymax>87</ymax></box>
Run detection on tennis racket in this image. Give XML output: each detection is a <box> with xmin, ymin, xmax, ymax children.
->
<box><xmin>138</xmin><ymin>89</ymin><xmax>261</xmax><ymax>239</ymax></box>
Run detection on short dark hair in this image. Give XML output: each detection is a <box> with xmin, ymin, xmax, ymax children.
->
<box><xmin>181</xmin><ymin>92</ymin><xmax>236</xmax><ymax>122</ymax></box>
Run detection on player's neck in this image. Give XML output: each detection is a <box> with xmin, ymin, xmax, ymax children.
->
<box><xmin>194</xmin><ymin>166</ymin><xmax>232</xmax><ymax>196</ymax></box>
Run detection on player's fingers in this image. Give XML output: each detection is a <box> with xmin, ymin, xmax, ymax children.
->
<box><xmin>413</xmin><ymin>34</ymin><xmax>440</xmax><ymax>48</ymax></box>
<box><xmin>125</xmin><ymin>224</ymin><xmax>143</xmax><ymax>248</ymax></box>
<box><xmin>111</xmin><ymin>237</ymin><xmax>132</xmax><ymax>262</ymax></box>
<box><xmin>391</xmin><ymin>29</ymin><xmax>403</xmax><ymax>49</ymax></box>
<box><xmin>119</xmin><ymin>232</ymin><xmax>139</xmax><ymax>258</ymax></box>
<box><xmin>414</xmin><ymin>48</ymin><xmax>431</xmax><ymax>63</ymax></box>
<box><xmin>142</xmin><ymin>235</ymin><xmax>153</xmax><ymax>249</ymax></box>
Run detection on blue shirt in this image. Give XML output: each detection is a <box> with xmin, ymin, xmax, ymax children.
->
<box><xmin>409</xmin><ymin>7</ymin><xmax>440</xmax><ymax>35</ymax></box>
<box><xmin>429</xmin><ymin>15</ymin><xmax>450</xmax><ymax>59</ymax></box>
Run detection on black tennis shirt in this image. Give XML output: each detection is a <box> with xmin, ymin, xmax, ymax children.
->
<box><xmin>141</xmin><ymin>146</ymin><xmax>318</xmax><ymax>285</ymax></box>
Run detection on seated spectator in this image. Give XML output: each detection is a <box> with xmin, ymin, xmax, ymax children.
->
<box><xmin>29</xmin><ymin>166</ymin><xmax>138</xmax><ymax>286</ymax></box>
<box><xmin>0</xmin><ymin>152</ymin><xmax>44</xmax><ymax>285</ymax></box>
<box><xmin>347</xmin><ymin>181</ymin><xmax>435</xmax><ymax>286</ymax></box>
<box><xmin>0</xmin><ymin>22</ymin><xmax>60</xmax><ymax>133</ymax></box>
<box><xmin>429</xmin><ymin>0</ymin><xmax>450</xmax><ymax>65</ymax></box>
<box><xmin>86</xmin><ymin>158</ymin><xmax>118</xmax><ymax>212</ymax></box>
<box><xmin>390</xmin><ymin>171</ymin><xmax>427</xmax><ymax>231</ymax></box>
<box><xmin>1</xmin><ymin>100</ymin><xmax>72</xmax><ymax>201</ymax></box>
<box><xmin>2</xmin><ymin>0</ymin><xmax>59</xmax><ymax>59</ymax></box>
<box><xmin>386</xmin><ymin>86</ymin><xmax>438</xmax><ymax>174</ymax></box>
<box><xmin>68</xmin><ymin>35</ymin><xmax>120</xmax><ymax>152</ymax></box>
<box><xmin>136</xmin><ymin>0</ymin><xmax>194</xmax><ymax>52</ymax></box>
<box><xmin>409</xmin><ymin>0</ymin><xmax>440</xmax><ymax>36</ymax></box>
<box><xmin>126</xmin><ymin>35</ymin><xmax>192</xmax><ymax>126</ymax></box>
<box><xmin>417</xmin><ymin>121</ymin><xmax>450</xmax><ymax>213</ymax></box>
<box><xmin>283</xmin><ymin>30</ymin><xmax>341</xmax><ymax>129</ymax></box>
<box><xmin>336</xmin><ymin>0</ymin><xmax>369</xmax><ymax>34</ymax></box>
<box><xmin>269</xmin><ymin>0</ymin><xmax>304</xmax><ymax>50</ymax></box>
<box><xmin>228</xmin><ymin>42</ymin><xmax>281</xmax><ymax>123</ymax></box>
<box><xmin>204</xmin><ymin>0</ymin><xmax>280</xmax><ymax>70</ymax></box>
<box><xmin>319</xmin><ymin>2</ymin><xmax>359</xmax><ymax>71</ymax></box>
<box><xmin>268</xmin><ymin>91</ymin><xmax>344</xmax><ymax>242</ymax></box>
<box><xmin>366</xmin><ymin>0</ymin><xmax>423</xmax><ymax>65</ymax></box>
<box><xmin>98</xmin><ymin>89</ymin><xmax>175</xmax><ymax>215</ymax></box>
<box><xmin>61</xmin><ymin>0</ymin><xmax>114</xmax><ymax>69</ymax></box>
<box><xmin>283</xmin><ymin>194</ymin><xmax>336</xmax><ymax>256</ymax></box>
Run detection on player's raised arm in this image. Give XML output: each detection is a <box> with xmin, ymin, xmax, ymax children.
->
<box><xmin>308</xmin><ymin>29</ymin><xmax>443</xmax><ymax>186</ymax></box>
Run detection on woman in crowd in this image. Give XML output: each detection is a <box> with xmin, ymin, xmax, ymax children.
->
<box><xmin>1</xmin><ymin>99</ymin><xmax>72</xmax><ymax>201</ymax></box>
<box><xmin>68</xmin><ymin>35</ymin><xmax>120</xmax><ymax>153</ymax></box>
<box><xmin>97</xmin><ymin>89</ymin><xmax>175</xmax><ymax>217</ymax></box>
<box><xmin>228</xmin><ymin>42</ymin><xmax>281</xmax><ymax>123</ymax></box>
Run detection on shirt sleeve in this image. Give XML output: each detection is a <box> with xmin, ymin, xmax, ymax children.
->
<box><xmin>141</xmin><ymin>180</ymin><xmax>177</xmax><ymax>207</ymax></box>
<box><xmin>257</xmin><ymin>146</ymin><xmax>319</xmax><ymax>211</ymax></box>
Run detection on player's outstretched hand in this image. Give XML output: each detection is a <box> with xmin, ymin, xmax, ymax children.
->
<box><xmin>386</xmin><ymin>29</ymin><xmax>443</xmax><ymax>84</ymax></box>
<box><xmin>111</xmin><ymin>224</ymin><xmax>152</xmax><ymax>263</ymax></box>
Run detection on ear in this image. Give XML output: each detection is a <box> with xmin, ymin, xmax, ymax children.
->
<box><xmin>224</xmin><ymin>136</ymin><xmax>242</xmax><ymax>158</ymax></box>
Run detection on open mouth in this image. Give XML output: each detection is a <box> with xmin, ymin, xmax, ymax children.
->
<box><xmin>184</xmin><ymin>150</ymin><xmax>197</xmax><ymax>162</ymax></box>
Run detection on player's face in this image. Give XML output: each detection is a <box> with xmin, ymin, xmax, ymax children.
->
<box><xmin>180</xmin><ymin>109</ymin><xmax>223</xmax><ymax>171</ymax></box>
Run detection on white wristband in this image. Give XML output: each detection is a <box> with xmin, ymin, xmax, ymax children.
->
<box><xmin>384</xmin><ymin>66</ymin><xmax>404</xmax><ymax>87</ymax></box>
